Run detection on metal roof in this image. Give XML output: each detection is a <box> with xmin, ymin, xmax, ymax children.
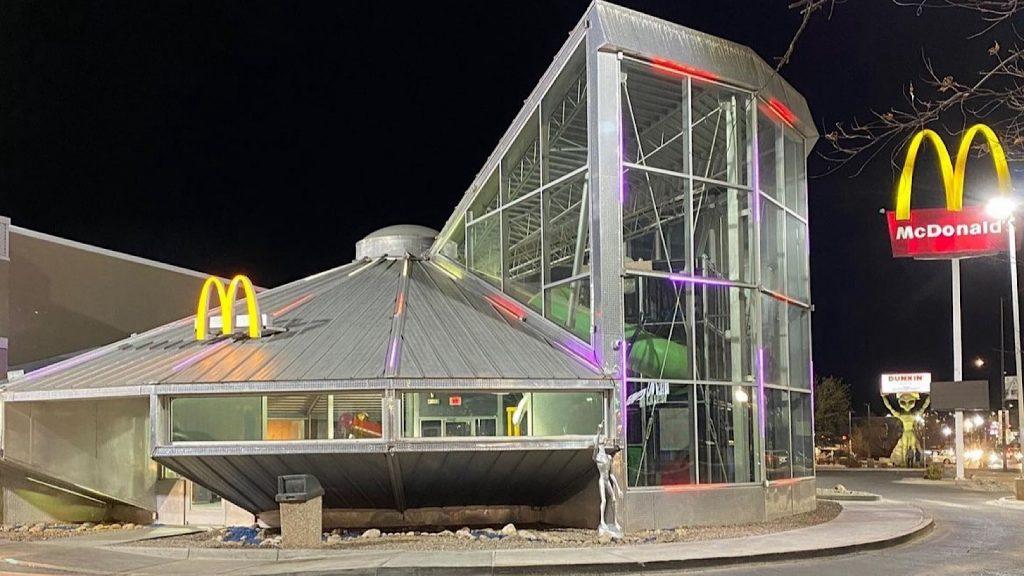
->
<box><xmin>3</xmin><ymin>257</ymin><xmax>606</xmax><ymax>400</ymax></box>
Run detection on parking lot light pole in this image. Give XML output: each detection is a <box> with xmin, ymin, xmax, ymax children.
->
<box><xmin>986</xmin><ymin>196</ymin><xmax>1024</xmax><ymax>479</ymax></box>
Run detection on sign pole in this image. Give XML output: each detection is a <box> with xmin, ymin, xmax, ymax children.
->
<box><xmin>1007</xmin><ymin>217</ymin><xmax>1024</xmax><ymax>479</ymax></box>
<box><xmin>953</xmin><ymin>258</ymin><xmax>966</xmax><ymax>481</ymax></box>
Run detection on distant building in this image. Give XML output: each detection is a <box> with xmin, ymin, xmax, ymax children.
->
<box><xmin>1</xmin><ymin>1</ymin><xmax>815</xmax><ymax>530</ymax></box>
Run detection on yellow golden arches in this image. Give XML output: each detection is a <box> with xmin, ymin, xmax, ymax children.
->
<box><xmin>195</xmin><ymin>275</ymin><xmax>262</xmax><ymax>340</ymax></box>
<box><xmin>895</xmin><ymin>129</ymin><xmax>954</xmax><ymax>221</ymax></box>
<box><xmin>895</xmin><ymin>123</ymin><xmax>1012</xmax><ymax>221</ymax></box>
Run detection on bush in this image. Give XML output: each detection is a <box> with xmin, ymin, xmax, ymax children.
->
<box><xmin>923</xmin><ymin>462</ymin><xmax>944</xmax><ymax>480</ymax></box>
<box><xmin>844</xmin><ymin>458</ymin><xmax>863</xmax><ymax>469</ymax></box>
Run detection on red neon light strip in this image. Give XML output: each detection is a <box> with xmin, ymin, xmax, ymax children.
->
<box><xmin>271</xmin><ymin>294</ymin><xmax>314</xmax><ymax>318</ymax></box>
<box><xmin>650</xmin><ymin>57</ymin><xmax>718</xmax><ymax>82</ymax></box>
<box><xmin>485</xmin><ymin>294</ymin><xmax>526</xmax><ymax>321</ymax></box>
<box><xmin>766</xmin><ymin>98</ymin><xmax>798</xmax><ymax>125</ymax></box>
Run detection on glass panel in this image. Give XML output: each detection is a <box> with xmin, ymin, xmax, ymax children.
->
<box><xmin>626</xmin><ymin>381</ymin><xmax>694</xmax><ymax>486</ymax></box>
<box><xmin>622</xmin><ymin>169</ymin><xmax>688</xmax><ymax>274</ymax></box>
<box><xmin>504</xmin><ymin>192</ymin><xmax>543</xmax><ymax>310</ymax></box>
<box><xmin>693</xmin><ymin>182</ymin><xmax>753</xmax><ymax>282</ymax></box>
<box><xmin>170</xmin><ymin>393</ymin><xmax>384</xmax><ymax>442</ymax></box>
<box><xmin>791</xmin><ymin>391</ymin><xmax>814</xmax><ymax>477</ymax></box>
<box><xmin>697</xmin><ymin>384</ymin><xmax>755</xmax><ymax>483</ymax></box>
<box><xmin>694</xmin><ymin>285</ymin><xmax>754</xmax><ymax>382</ymax></box>
<box><xmin>333</xmin><ymin>392</ymin><xmax>384</xmax><ymax>439</ymax></box>
<box><xmin>761</xmin><ymin>294</ymin><xmax>788</xmax><ymax>386</ymax></box>
<box><xmin>620</xmin><ymin>60</ymin><xmax>688</xmax><ymax>173</ymax></box>
<box><xmin>400</xmin><ymin>391</ymin><xmax>602</xmax><ymax>438</ymax></box>
<box><xmin>760</xmin><ymin>198</ymin><xmax>786</xmax><ymax>294</ymax></box>
<box><xmin>171</xmin><ymin>396</ymin><xmax>262</xmax><ymax>442</ymax></box>
<box><xmin>691</xmin><ymin>80</ymin><xmax>751</xmax><ymax>186</ymax></box>
<box><xmin>544</xmin><ymin>174</ymin><xmax>589</xmax><ymax>283</ymax></box>
<box><xmin>784</xmin><ymin>130</ymin><xmax>807</xmax><ymax>216</ymax></box>
<box><xmin>502</xmin><ymin>109</ymin><xmax>541</xmax><ymax>202</ymax></box>
<box><xmin>467</xmin><ymin>213</ymin><xmax>501</xmax><ymax>287</ymax></box>
<box><xmin>545</xmin><ymin>279</ymin><xmax>591</xmax><ymax>341</ymax></box>
<box><xmin>785</xmin><ymin>214</ymin><xmax>809</xmax><ymax>302</ymax></box>
<box><xmin>765</xmin><ymin>388</ymin><xmax>791</xmax><ymax>480</ymax></box>
<box><xmin>624</xmin><ymin>274</ymin><xmax>692</xmax><ymax>380</ymax></box>
<box><xmin>542</xmin><ymin>46</ymin><xmax>588</xmax><ymax>181</ymax></box>
<box><xmin>468</xmin><ymin>170</ymin><xmax>500</xmax><ymax>220</ymax></box>
<box><xmin>440</xmin><ymin>217</ymin><xmax>467</xmax><ymax>265</ymax></box>
<box><xmin>757</xmin><ymin>113</ymin><xmax>780</xmax><ymax>199</ymax></box>
<box><xmin>788</xmin><ymin>305</ymin><xmax>811</xmax><ymax>390</ymax></box>
<box><xmin>191</xmin><ymin>483</ymin><xmax>222</xmax><ymax>507</ymax></box>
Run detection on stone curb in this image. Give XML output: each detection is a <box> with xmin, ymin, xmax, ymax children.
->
<box><xmin>108</xmin><ymin>506</ymin><xmax>935</xmax><ymax>575</ymax></box>
<box><xmin>817</xmin><ymin>492</ymin><xmax>881</xmax><ymax>502</ymax></box>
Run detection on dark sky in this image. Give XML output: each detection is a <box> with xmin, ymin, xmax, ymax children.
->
<box><xmin>1</xmin><ymin>1</ymin><xmax>1018</xmax><ymax>412</ymax></box>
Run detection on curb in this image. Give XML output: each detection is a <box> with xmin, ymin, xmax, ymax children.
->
<box><xmin>108</xmin><ymin>508</ymin><xmax>935</xmax><ymax>575</ymax></box>
<box><xmin>817</xmin><ymin>492</ymin><xmax>881</xmax><ymax>502</ymax></box>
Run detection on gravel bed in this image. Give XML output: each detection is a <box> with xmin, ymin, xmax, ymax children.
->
<box><xmin>126</xmin><ymin>500</ymin><xmax>841</xmax><ymax>551</ymax></box>
<box><xmin>0</xmin><ymin>522</ymin><xmax>141</xmax><ymax>542</ymax></box>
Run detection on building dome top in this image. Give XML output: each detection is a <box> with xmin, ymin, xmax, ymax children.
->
<box><xmin>356</xmin><ymin>225</ymin><xmax>438</xmax><ymax>259</ymax></box>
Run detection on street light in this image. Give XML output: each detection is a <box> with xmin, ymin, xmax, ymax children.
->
<box><xmin>942</xmin><ymin>425</ymin><xmax>952</xmax><ymax>437</ymax></box>
<box><xmin>974</xmin><ymin>357</ymin><xmax>986</xmax><ymax>368</ymax></box>
<box><xmin>986</xmin><ymin>195</ymin><xmax>1024</xmax><ymax>479</ymax></box>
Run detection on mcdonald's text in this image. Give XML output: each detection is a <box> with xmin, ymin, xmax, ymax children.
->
<box><xmin>886</xmin><ymin>206</ymin><xmax>1010</xmax><ymax>259</ymax></box>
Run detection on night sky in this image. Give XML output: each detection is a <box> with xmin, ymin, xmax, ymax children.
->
<box><xmin>2</xmin><ymin>1</ymin><xmax>1019</xmax><ymax>412</ymax></box>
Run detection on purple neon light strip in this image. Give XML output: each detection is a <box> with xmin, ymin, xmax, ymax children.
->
<box><xmin>386</xmin><ymin>336</ymin><xmax>400</xmax><ymax>371</ymax></box>
<box><xmin>171</xmin><ymin>338</ymin><xmax>233</xmax><ymax>373</ymax></box>
<box><xmin>620</xmin><ymin>342</ymin><xmax>629</xmax><ymax>437</ymax></box>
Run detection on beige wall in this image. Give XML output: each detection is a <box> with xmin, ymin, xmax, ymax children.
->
<box><xmin>7</xmin><ymin>227</ymin><xmax>213</xmax><ymax>367</ymax></box>
<box><xmin>4</xmin><ymin>398</ymin><xmax>157</xmax><ymax>513</ymax></box>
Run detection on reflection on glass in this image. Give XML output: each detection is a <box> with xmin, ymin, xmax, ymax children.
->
<box><xmin>502</xmin><ymin>109</ymin><xmax>541</xmax><ymax>201</ymax></box>
<box><xmin>761</xmin><ymin>294</ymin><xmax>787</xmax><ymax>387</ymax></box>
<box><xmin>170</xmin><ymin>393</ymin><xmax>384</xmax><ymax>442</ymax></box>
<box><xmin>504</xmin><ymin>192</ymin><xmax>543</xmax><ymax>310</ymax></box>
<box><xmin>693</xmin><ymin>183</ymin><xmax>753</xmax><ymax>282</ymax></box>
<box><xmin>622</xmin><ymin>170</ymin><xmax>688</xmax><ymax>273</ymax></box>
<box><xmin>791</xmin><ymin>392</ymin><xmax>814</xmax><ymax>477</ymax></box>
<box><xmin>787</xmin><ymin>306</ymin><xmax>811</xmax><ymax>390</ymax></box>
<box><xmin>441</xmin><ymin>218</ymin><xmax>467</xmax><ymax>265</ymax></box>
<box><xmin>401</xmin><ymin>391</ymin><xmax>603</xmax><ymax>438</ymax></box>
<box><xmin>691</xmin><ymin>80</ymin><xmax>751</xmax><ymax>186</ymax></box>
<box><xmin>545</xmin><ymin>280</ymin><xmax>591</xmax><ymax>341</ymax></box>
<box><xmin>784</xmin><ymin>130</ymin><xmax>807</xmax><ymax>216</ymax></box>
<box><xmin>766</xmin><ymin>388</ymin><xmax>791</xmax><ymax>480</ymax></box>
<box><xmin>469</xmin><ymin>170</ymin><xmax>500</xmax><ymax>220</ymax></box>
<box><xmin>758</xmin><ymin>113</ymin><xmax>780</xmax><ymax>199</ymax></box>
<box><xmin>626</xmin><ymin>381</ymin><xmax>694</xmax><ymax>486</ymax></box>
<box><xmin>544</xmin><ymin>174</ymin><xmax>589</xmax><ymax>283</ymax></box>
<box><xmin>468</xmin><ymin>214</ymin><xmax>501</xmax><ymax>287</ymax></box>
<box><xmin>697</xmin><ymin>384</ymin><xmax>755</xmax><ymax>483</ymax></box>
<box><xmin>785</xmin><ymin>214</ymin><xmax>809</xmax><ymax>302</ymax></box>
<box><xmin>542</xmin><ymin>46</ymin><xmax>588</xmax><ymax>181</ymax></box>
<box><xmin>621</xmin><ymin>60</ymin><xmax>688</xmax><ymax>173</ymax></box>
<box><xmin>760</xmin><ymin>198</ymin><xmax>786</xmax><ymax>295</ymax></box>
<box><xmin>694</xmin><ymin>285</ymin><xmax>754</xmax><ymax>382</ymax></box>
<box><xmin>624</xmin><ymin>274</ymin><xmax>692</xmax><ymax>380</ymax></box>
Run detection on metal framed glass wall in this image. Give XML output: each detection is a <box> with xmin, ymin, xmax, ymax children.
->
<box><xmin>456</xmin><ymin>41</ymin><xmax>593</xmax><ymax>342</ymax></box>
<box><xmin>617</xmin><ymin>56</ymin><xmax>811</xmax><ymax>487</ymax></box>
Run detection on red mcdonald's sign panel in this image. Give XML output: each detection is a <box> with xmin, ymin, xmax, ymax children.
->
<box><xmin>886</xmin><ymin>206</ymin><xmax>1008</xmax><ymax>259</ymax></box>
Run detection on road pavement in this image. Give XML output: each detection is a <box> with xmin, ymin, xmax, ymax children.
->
<box><xmin>684</xmin><ymin>469</ymin><xmax>1024</xmax><ymax>576</ymax></box>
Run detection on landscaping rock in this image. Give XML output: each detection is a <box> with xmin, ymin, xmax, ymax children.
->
<box><xmin>500</xmin><ymin>523</ymin><xmax>517</xmax><ymax>536</ymax></box>
<box><xmin>360</xmin><ymin>528</ymin><xmax>381</xmax><ymax>539</ymax></box>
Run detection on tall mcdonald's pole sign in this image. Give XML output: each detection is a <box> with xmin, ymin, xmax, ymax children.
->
<box><xmin>195</xmin><ymin>274</ymin><xmax>263</xmax><ymax>341</ymax></box>
<box><xmin>886</xmin><ymin>123</ymin><xmax>1014</xmax><ymax>259</ymax></box>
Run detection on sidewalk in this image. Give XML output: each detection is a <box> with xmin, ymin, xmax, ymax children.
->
<box><xmin>0</xmin><ymin>501</ymin><xmax>932</xmax><ymax>575</ymax></box>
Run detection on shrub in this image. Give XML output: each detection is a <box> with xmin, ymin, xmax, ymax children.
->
<box><xmin>844</xmin><ymin>458</ymin><xmax>862</xmax><ymax>469</ymax></box>
<box><xmin>923</xmin><ymin>462</ymin><xmax>944</xmax><ymax>480</ymax></box>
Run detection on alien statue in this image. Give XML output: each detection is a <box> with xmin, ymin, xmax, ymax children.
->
<box><xmin>593</xmin><ymin>426</ymin><xmax>624</xmax><ymax>539</ymax></box>
<box><xmin>881</xmin><ymin>392</ymin><xmax>930</xmax><ymax>467</ymax></box>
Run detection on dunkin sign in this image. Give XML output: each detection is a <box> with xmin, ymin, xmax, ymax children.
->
<box><xmin>886</xmin><ymin>124</ymin><xmax>1014</xmax><ymax>259</ymax></box>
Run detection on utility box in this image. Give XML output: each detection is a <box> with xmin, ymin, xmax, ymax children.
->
<box><xmin>276</xmin><ymin>475</ymin><xmax>324</xmax><ymax>548</ymax></box>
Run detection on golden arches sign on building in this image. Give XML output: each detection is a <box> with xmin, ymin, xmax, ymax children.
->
<box><xmin>195</xmin><ymin>274</ymin><xmax>263</xmax><ymax>340</ymax></box>
<box><xmin>887</xmin><ymin>123</ymin><xmax>1014</xmax><ymax>259</ymax></box>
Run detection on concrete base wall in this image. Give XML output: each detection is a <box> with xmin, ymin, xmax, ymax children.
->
<box><xmin>0</xmin><ymin>468</ymin><xmax>155</xmax><ymax>525</ymax></box>
<box><xmin>623</xmin><ymin>477</ymin><xmax>817</xmax><ymax>531</ymax></box>
<box><xmin>263</xmin><ymin>505</ymin><xmax>545</xmax><ymax>530</ymax></box>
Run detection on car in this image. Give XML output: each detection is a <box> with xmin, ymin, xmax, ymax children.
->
<box><xmin>928</xmin><ymin>448</ymin><xmax>956</xmax><ymax>465</ymax></box>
